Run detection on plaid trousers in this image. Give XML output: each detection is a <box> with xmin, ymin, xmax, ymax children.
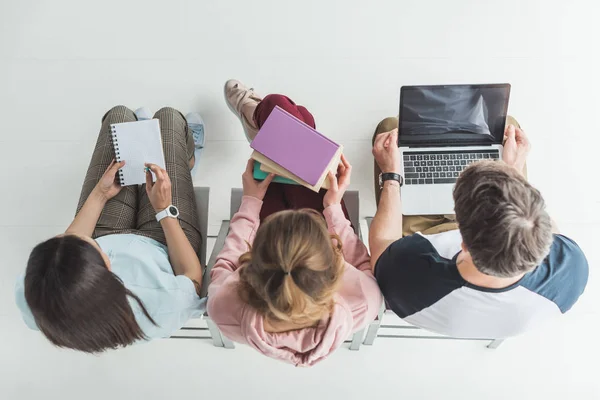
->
<box><xmin>76</xmin><ymin>105</ymin><xmax>202</xmax><ymax>253</ymax></box>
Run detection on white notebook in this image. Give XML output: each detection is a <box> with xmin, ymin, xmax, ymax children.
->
<box><xmin>110</xmin><ymin>119</ymin><xmax>166</xmax><ymax>186</ymax></box>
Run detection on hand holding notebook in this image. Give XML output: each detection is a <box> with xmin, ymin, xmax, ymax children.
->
<box><xmin>93</xmin><ymin>159</ymin><xmax>127</xmax><ymax>201</ymax></box>
<box><xmin>110</xmin><ymin>119</ymin><xmax>166</xmax><ymax>186</ymax></box>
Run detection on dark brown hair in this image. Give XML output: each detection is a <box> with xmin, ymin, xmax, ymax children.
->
<box><xmin>453</xmin><ymin>161</ymin><xmax>553</xmax><ymax>278</ymax></box>
<box><xmin>24</xmin><ymin>235</ymin><xmax>156</xmax><ymax>353</ymax></box>
<box><xmin>238</xmin><ymin>209</ymin><xmax>345</xmax><ymax>326</ymax></box>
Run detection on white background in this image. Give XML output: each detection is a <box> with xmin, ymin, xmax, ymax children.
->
<box><xmin>1</xmin><ymin>0</ymin><xmax>598</xmax><ymax>399</ymax></box>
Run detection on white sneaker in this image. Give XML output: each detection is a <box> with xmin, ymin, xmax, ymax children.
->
<box><xmin>224</xmin><ymin>79</ymin><xmax>261</xmax><ymax>142</ymax></box>
<box><xmin>134</xmin><ymin>107</ymin><xmax>153</xmax><ymax>121</ymax></box>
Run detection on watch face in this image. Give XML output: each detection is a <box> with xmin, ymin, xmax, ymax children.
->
<box><xmin>169</xmin><ymin>206</ymin><xmax>178</xmax><ymax>216</ymax></box>
<box><xmin>378</xmin><ymin>173</ymin><xmax>383</xmax><ymax>187</ymax></box>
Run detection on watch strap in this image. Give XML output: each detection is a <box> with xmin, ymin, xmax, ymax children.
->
<box><xmin>381</xmin><ymin>172</ymin><xmax>403</xmax><ymax>188</ymax></box>
<box><xmin>155</xmin><ymin>205</ymin><xmax>179</xmax><ymax>222</ymax></box>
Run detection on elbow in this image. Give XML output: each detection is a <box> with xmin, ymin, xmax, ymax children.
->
<box><xmin>184</xmin><ymin>267</ymin><xmax>203</xmax><ymax>293</ymax></box>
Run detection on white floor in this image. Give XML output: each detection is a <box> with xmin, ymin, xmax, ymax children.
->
<box><xmin>1</xmin><ymin>0</ymin><xmax>599</xmax><ymax>399</ymax></box>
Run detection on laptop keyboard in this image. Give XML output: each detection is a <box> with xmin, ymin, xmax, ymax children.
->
<box><xmin>403</xmin><ymin>150</ymin><xmax>500</xmax><ymax>185</ymax></box>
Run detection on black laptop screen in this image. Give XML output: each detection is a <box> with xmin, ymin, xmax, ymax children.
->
<box><xmin>398</xmin><ymin>84</ymin><xmax>510</xmax><ymax>146</ymax></box>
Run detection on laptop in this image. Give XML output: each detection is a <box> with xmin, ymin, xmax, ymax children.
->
<box><xmin>399</xmin><ymin>83</ymin><xmax>511</xmax><ymax>215</ymax></box>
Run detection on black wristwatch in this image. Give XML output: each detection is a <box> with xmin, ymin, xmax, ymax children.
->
<box><xmin>378</xmin><ymin>172</ymin><xmax>403</xmax><ymax>190</ymax></box>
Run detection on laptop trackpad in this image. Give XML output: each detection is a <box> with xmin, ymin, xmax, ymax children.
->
<box><xmin>403</xmin><ymin>184</ymin><xmax>455</xmax><ymax>215</ymax></box>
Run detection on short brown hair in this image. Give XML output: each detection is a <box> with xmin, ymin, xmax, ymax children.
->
<box><xmin>453</xmin><ymin>161</ymin><xmax>553</xmax><ymax>278</ymax></box>
<box><xmin>238</xmin><ymin>209</ymin><xmax>345</xmax><ymax>326</ymax></box>
<box><xmin>25</xmin><ymin>235</ymin><xmax>156</xmax><ymax>353</ymax></box>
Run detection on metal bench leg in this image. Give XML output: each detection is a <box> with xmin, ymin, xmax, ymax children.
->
<box><xmin>487</xmin><ymin>339</ymin><xmax>504</xmax><ymax>349</ymax></box>
<box><xmin>206</xmin><ymin>318</ymin><xmax>224</xmax><ymax>347</ymax></box>
<box><xmin>363</xmin><ymin>304</ymin><xmax>385</xmax><ymax>345</ymax></box>
<box><xmin>349</xmin><ymin>329</ymin><xmax>364</xmax><ymax>351</ymax></box>
<box><xmin>363</xmin><ymin>321</ymin><xmax>380</xmax><ymax>345</ymax></box>
<box><xmin>221</xmin><ymin>333</ymin><xmax>236</xmax><ymax>349</ymax></box>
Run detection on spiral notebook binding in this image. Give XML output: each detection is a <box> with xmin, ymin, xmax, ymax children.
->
<box><xmin>110</xmin><ymin>124</ymin><xmax>126</xmax><ymax>186</ymax></box>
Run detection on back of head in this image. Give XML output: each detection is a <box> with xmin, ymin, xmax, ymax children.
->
<box><xmin>453</xmin><ymin>161</ymin><xmax>553</xmax><ymax>278</ymax></box>
<box><xmin>25</xmin><ymin>235</ymin><xmax>153</xmax><ymax>353</ymax></box>
<box><xmin>238</xmin><ymin>209</ymin><xmax>345</xmax><ymax>326</ymax></box>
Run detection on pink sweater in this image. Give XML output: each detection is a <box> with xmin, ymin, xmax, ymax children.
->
<box><xmin>207</xmin><ymin>196</ymin><xmax>383</xmax><ymax>366</ymax></box>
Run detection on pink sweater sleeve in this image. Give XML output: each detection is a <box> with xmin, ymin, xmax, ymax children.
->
<box><xmin>206</xmin><ymin>196</ymin><xmax>263</xmax><ymax>344</ymax></box>
<box><xmin>323</xmin><ymin>204</ymin><xmax>372</xmax><ymax>273</ymax></box>
<box><xmin>208</xmin><ymin>196</ymin><xmax>261</xmax><ymax>297</ymax></box>
<box><xmin>323</xmin><ymin>204</ymin><xmax>383</xmax><ymax>331</ymax></box>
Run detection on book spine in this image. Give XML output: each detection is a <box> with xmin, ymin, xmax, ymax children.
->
<box><xmin>110</xmin><ymin>125</ymin><xmax>126</xmax><ymax>186</ymax></box>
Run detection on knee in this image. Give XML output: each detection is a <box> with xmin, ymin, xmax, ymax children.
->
<box><xmin>103</xmin><ymin>105</ymin><xmax>135</xmax><ymax>123</ymax></box>
<box><xmin>372</xmin><ymin>117</ymin><xmax>399</xmax><ymax>146</ymax></box>
<box><xmin>154</xmin><ymin>107</ymin><xmax>182</xmax><ymax>119</ymax></box>
<box><xmin>258</xmin><ymin>94</ymin><xmax>298</xmax><ymax>116</ymax></box>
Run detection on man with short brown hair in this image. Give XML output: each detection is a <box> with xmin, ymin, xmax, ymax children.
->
<box><xmin>369</xmin><ymin>122</ymin><xmax>588</xmax><ymax>339</ymax></box>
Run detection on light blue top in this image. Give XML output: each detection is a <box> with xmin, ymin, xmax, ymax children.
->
<box><xmin>15</xmin><ymin>234</ymin><xmax>206</xmax><ymax>340</ymax></box>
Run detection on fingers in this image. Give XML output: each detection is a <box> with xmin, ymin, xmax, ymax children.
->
<box><xmin>145</xmin><ymin>171</ymin><xmax>153</xmax><ymax>197</ymax></box>
<box><xmin>374</xmin><ymin>131</ymin><xmax>391</xmax><ymax>151</ymax></box>
<box><xmin>340</xmin><ymin>154</ymin><xmax>351</xmax><ymax>170</ymax></box>
<box><xmin>389</xmin><ymin>129</ymin><xmax>399</xmax><ymax>147</ymax></box>
<box><xmin>338</xmin><ymin>154</ymin><xmax>352</xmax><ymax>180</ymax></box>
<box><xmin>339</xmin><ymin>165</ymin><xmax>352</xmax><ymax>188</ymax></box>
<box><xmin>505</xmin><ymin>124</ymin><xmax>516</xmax><ymax>141</ymax></box>
<box><xmin>514</xmin><ymin>126</ymin><xmax>529</xmax><ymax>146</ymax></box>
<box><xmin>107</xmin><ymin>159</ymin><xmax>125</xmax><ymax>176</ymax></box>
<box><xmin>327</xmin><ymin>171</ymin><xmax>338</xmax><ymax>191</ymax></box>
<box><xmin>145</xmin><ymin>163</ymin><xmax>165</xmax><ymax>181</ymax></box>
<box><xmin>260</xmin><ymin>173</ymin><xmax>276</xmax><ymax>188</ymax></box>
<box><xmin>145</xmin><ymin>168</ymin><xmax>153</xmax><ymax>191</ymax></box>
<box><xmin>245</xmin><ymin>159</ymin><xmax>255</xmax><ymax>175</ymax></box>
<box><xmin>374</xmin><ymin>129</ymin><xmax>398</xmax><ymax>153</ymax></box>
<box><xmin>337</xmin><ymin>161</ymin><xmax>346</xmax><ymax>176</ymax></box>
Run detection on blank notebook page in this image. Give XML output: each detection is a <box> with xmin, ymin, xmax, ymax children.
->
<box><xmin>110</xmin><ymin>119</ymin><xmax>166</xmax><ymax>186</ymax></box>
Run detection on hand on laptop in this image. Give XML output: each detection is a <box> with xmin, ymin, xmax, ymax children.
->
<box><xmin>502</xmin><ymin>125</ymin><xmax>530</xmax><ymax>175</ymax></box>
<box><xmin>323</xmin><ymin>154</ymin><xmax>352</xmax><ymax>208</ymax></box>
<box><xmin>373</xmin><ymin>129</ymin><xmax>400</xmax><ymax>174</ymax></box>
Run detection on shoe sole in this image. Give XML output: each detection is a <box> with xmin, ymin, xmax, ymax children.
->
<box><xmin>223</xmin><ymin>82</ymin><xmax>253</xmax><ymax>143</ymax></box>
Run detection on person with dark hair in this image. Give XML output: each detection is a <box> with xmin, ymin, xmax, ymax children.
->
<box><xmin>15</xmin><ymin>106</ymin><xmax>206</xmax><ymax>353</ymax></box>
<box><xmin>369</xmin><ymin>119</ymin><xmax>589</xmax><ymax>339</ymax></box>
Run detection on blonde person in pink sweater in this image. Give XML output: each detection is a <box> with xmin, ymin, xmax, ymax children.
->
<box><xmin>207</xmin><ymin>155</ymin><xmax>383</xmax><ymax>366</ymax></box>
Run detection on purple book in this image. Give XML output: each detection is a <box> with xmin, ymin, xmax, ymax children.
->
<box><xmin>250</xmin><ymin>106</ymin><xmax>340</xmax><ymax>186</ymax></box>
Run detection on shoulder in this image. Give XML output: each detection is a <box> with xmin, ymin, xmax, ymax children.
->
<box><xmin>374</xmin><ymin>232</ymin><xmax>465</xmax><ymax>318</ymax></box>
<box><xmin>336</xmin><ymin>264</ymin><xmax>383</xmax><ymax>320</ymax></box>
<box><xmin>374</xmin><ymin>230</ymin><xmax>462</xmax><ymax>283</ymax></box>
<box><xmin>126</xmin><ymin>273</ymin><xmax>203</xmax><ymax>312</ymax></box>
<box><xmin>126</xmin><ymin>274</ymin><xmax>206</xmax><ymax>339</ymax></box>
<box><xmin>520</xmin><ymin>234</ymin><xmax>589</xmax><ymax>313</ymax></box>
<box><xmin>206</xmin><ymin>272</ymin><xmax>246</xmax><ymax>326</ymax></box>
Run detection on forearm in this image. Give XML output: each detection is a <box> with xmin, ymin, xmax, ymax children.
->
<box><xmin>324</xmin><ymin>204</ymin><xmax>371</xmax><ymax>271</ymax></box>
<box><xmin>161</xmin><ymin>218</ymin><xmax>203</xmax><ymax>285</ymax></box>
<box><xmin>369</xmin><ymin>181</ymin><xmax>403</xmax><ymax>269</ymax></box>
<box><xmin>65</xmin><ymin>189</ymin><xmax>106</xmax><ymax>237</ymax></box>
<box><xmin>211</xmin><ymin>196</ymin><xmax>262</xmax><ymax>279</ymax></box>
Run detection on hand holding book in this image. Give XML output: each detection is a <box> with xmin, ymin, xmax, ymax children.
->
<box><xmin>323</xmin><ymin>155</ymin><xmax>352</xmax><ymax>208</ymax></box>
<box><xmin>243</xmin><ymin>159</ymin><xmax>275</xmax><ymax>201</ymax></box>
